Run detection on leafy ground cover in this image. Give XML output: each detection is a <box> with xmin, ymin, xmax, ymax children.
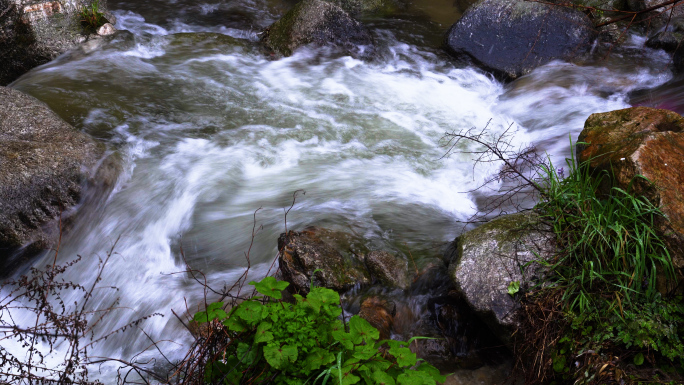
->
<box><xmin>191</xmin><ymin>276</ymin><xmax>446</xmax><ymax>384</ymax></box>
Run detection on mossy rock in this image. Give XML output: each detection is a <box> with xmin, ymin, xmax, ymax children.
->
<box><xmin>262</xmin><ymin>0</ymin><xmax>373</xmax><ymax>57</ymax></box>
<box><xmin>446</xmin><ymin>212</ymin><xmax>555</xmax><ymax>346</ymax></box>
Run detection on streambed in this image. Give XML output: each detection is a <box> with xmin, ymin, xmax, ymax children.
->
<box><xmin>3</xmin><ymin>0</ymin><xmax>677</xmax><ymax>382</ymax></box>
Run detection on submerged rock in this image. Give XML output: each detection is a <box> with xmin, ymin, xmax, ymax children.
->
<box><xmin>262</xmin><ymin>0</ymin><xmax>373</xmax><ymax>57</ymax></box>
<box><xmin>578</xmin><ymin>107</ymin><xmax>684</xmax><ymax>272</ymax></box>
<box><xmin>358</xmin><ymin>296</ymin><xmax>396</xmax><ymax>340</ymax></box>
<box><xmin>0</xmin><ymin>87</ymin><xmax>119</xmax><ymax>267</ymax></box>
<box><xmin>446</xmin><ymin>212</ymin><xmax>555</xmax><ymax>346</ymax></box>
<box><xmin>364</xmin><ymin>250</ymin><xmax>410</xmax><ymax>290</ymax></box>
<box><xmin>444</xmin><ymin>0</ymin><xmax>596</xmax><ymax>79</ymax></box>
<box><xmin>277</xmin><ymin>227</ymin><xmax>371</xmax><ymax>294</ymax></box>
<box><xmin>0</xmin><ymin>0</ymin><xmax>113</xmax><ymax>85</ymax></box>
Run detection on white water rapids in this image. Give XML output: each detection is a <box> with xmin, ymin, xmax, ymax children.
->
<box><xmin>2</xmin><ymin>0</ymin><xmax>677</xmax><ymax>382</ymax></box>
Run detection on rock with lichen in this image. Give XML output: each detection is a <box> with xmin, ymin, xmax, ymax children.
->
<box><xmin>0</xmin><ymin>86</ymin><xmax>120</xmax><ymax>270</ymax></box>
<box><xmin>577</xmin><ymin>106</ymin><xmax>684</xmax><ymax>272</ymax></box>
<box><xmin>446</xmin><ymin>211</ymin><xmax>555</xmax><ymax>346</ymax></box>
<box><xmin>262</xmin><ymin>0</ymin><xmax>372</xmax><ymax>57</ymax></box>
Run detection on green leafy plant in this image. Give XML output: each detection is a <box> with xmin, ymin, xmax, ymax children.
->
<box><xmin>193</xmin><ymin>276</ymin><xmax>446</xmax><ymax>384</ymax></box>
<box><xmin>79</xmin><ymin>0</ymin><xmax>106</xmax><ymax>31</ymax></box>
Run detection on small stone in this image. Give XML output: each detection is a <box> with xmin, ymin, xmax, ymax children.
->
<box><xmin>97</xmin><ymin>23</ymin><xmax>117</xmax><ymax>36</ymax></box>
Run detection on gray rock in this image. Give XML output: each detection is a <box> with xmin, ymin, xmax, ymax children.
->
<box><xmin>447</xmin><ymin>212</ymin><xmax>555</xmax><ymax>346</ymax></box>
<box><xmin>0</xmin><ymin>0</ymin><xmax>112</xmax><ymax>85</ymax></box>
<box><xmin>277</xmin><ymin>227</ymin><xmax>371</xmax><ymax>294</ymax></box>
<box><xmin>364</xmin><ymin>250</ymin><xmax>410</xmax><ymax>290</ymax></box>
<box><xmin>0</xmin><ymin>87</ymin><xmax>119</xmax><ymax>266</ymax></box>
<box><xmin>262</xmin><ymin>0</ymin><xmax>373</xmax><ymax>57</ymax></box>
<box><xmin>444</xmin><ymin>0</ymin><xmax>597</xmax><ymax>79</ymax></box>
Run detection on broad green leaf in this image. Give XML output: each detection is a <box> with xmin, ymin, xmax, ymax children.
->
<box><xmin>352</xmin><ymin>343</ymin><xmax>378</xmax><ymax>360</ymax></box>
<box><xmin>301</xmin><ymin>348</ymin><xmax>335</xmax><ymax>372</ymax></box>
<box><xmin>372</xmin><ymin>371</ymin><xmax>396</xmax><ymax>385</ymax></box>
<box><xmin>250</xmin><ymin>276</ymin><xmax>289</xmax><ymax>299</ymax></box>
<box><xmin>263</xmin><ymin>344</ymin><xmax>298</xmax><ymax>369</ymax></box>
<box><xmin>633</xmin><ymin>352</ymin><xmax>644</xmax><ymax>366</ymax></box>
<box><xmin>390</xmin><ymin>347</ymin><xmax>417</xmax><ymax>368</ymax></box>
<box><xmin>397</xmin><ymin>370</ymin><xmax>435</xmax><ymax>385</ymax></box>
<box><xmin>233</xmin><ymin>301</ymin><xmax>264</xmax><ymax>324</ymax></box>
<box><xmin>332</xmin><ymin>330</ymin><xmax>355</xmax><ymax>350</ymax></box>
<box><xmin>330</xmin><ymin>368</ymin><xmax>361</xmax><ymax>385</ymax></box>
<box><xmin>415</xmin><ymin>363</ymin><xmax>446</xmax><ymax>383</ymax></box>
<box><xmin>194</xmin><ymin>302</ymin><xmax>227</xmax><ymax>323</ymax></box>
<box><xmin>223</xmin><ymin>316</ymin><xmax>247</xmax><ymax>332</ymax></box>
<box><xmin>349</xmin><ymin>316</ymin><xmax>379</xmax><ymax>344</ymax></box>
<box><xmin>193</xmin><ymin>311</ymin><xmax>209</xmax><ymax>323</ymax></box>
<box><xmin>507</xmin><ymin>281</ymin><xmax>520</xmax><ymax>296</ymax></box>
<box><xmin>364</xmin><ymin>359</ymin><xmax>391</xmax><ymax>373</ymax></box>
<box><xmin>307</xmin><ymin>287</ymin><xmax>340</xmax><ymax>313</ymax></box>
<box><xmin>254</xmin><ymin>322</ymin><xmax>274</xmax><ymax>343</ymax></box>
<box><xmin>552</xmin><ymin>356</ymin><xmax>566</xmax><ymax>373</ymax></box>
<box><xmin>236</xmin><ymin>342</ymin><xmax>257</xmax><ymax>365</ymax></box>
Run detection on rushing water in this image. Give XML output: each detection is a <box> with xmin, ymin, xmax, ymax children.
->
<box><xmin>3</xmin><ymin>0</ymin><xmax>677</xmax><ymax>382</ymax></box>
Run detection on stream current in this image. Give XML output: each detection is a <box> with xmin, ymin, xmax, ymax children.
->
<box><xmin>3</xmin><ymin>0</ymin><xmax>679</xmax><ymax>382</ymax></box>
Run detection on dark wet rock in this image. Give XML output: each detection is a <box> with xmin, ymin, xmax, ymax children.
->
<box><xmin>446</xmin><ymin>211</ymin><xmax>555</xmax><ymax>346</ymax></box>
<box><xmin>277</xmin><ymin>227</ymin><xmax>371</xmax><ymax>294</ymax></box>
<box><xmin>326</xmin><ymin>0</ymin><xmax>399</xmax><ymax>16</ymax></box>
<box><xmin>262</xmin><ymin>0</ymin><xmax>373</xmax><ymax>57</ymax></box>
<box><xmin>0</xmin><ymin>87</ymin><xmax>120</xmax><ymax>267</ymax></box>
<box><xmin>364</xmin><ymin>250</ymin><xmax>410</xmax><ymax>290</ymax></box>
<box><xmin>578</xmin><ymin>107</ymin><xmax>684</xmax><ymax>274</ymax></box>
<box><xmin>0</xmin><ymin>0</ymin><xmax>113</xmax><ymax>85</ymax></box>
<box><xmin>358</xmin><ymin>296</ymin><xmax>396</xmax><ymax>340</ymax></box>
<box><xmin>627</xmin><ymin>0</ymin><xmax>684</xmax><ymax>30</ymax></box>
<box><xmin>444</xmin><ymin>0</ymin><xmax>597</xmax><ymax>79</ymax></box>
<box><xmin>646</xmin><ymin>30</ymin><xmax>684</xmax><ymax>52</ymax></box>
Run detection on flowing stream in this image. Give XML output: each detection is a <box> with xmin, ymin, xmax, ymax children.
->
<box><xmin>3</xmin><ymin>0</ymin><xmax>678</xmax><ymax>382</ymax></box>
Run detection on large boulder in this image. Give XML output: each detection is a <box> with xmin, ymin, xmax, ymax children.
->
<box><xmin>262</xmin><ymin>0</ymin><xmax>373</xmax><ymax>57</ymax></box>
<box><xmin>577</xmin><ymin>107</ymin><xmax>684</xmax><ymax>270</ymax></box>
<box><xmin>446</xmin><ymin>212</ymin><xmax>555</xmax><ymax>346</ymax></box>
<box><xmin>277</xmin><ymin>227</ymin><xmax>371</xmax><ymax>294</ymax></box>
<box><xmin>0</xmin><ymin>87</ymin><xmax>119</xmax><ymax>267</ymax></box>
<box><xmin>444</xmin><ymin>0</ymin><xmax>597</xmax><ymax>79</ymax></box>
<box><xmin>0</xmin><ymin>0</ymin><xmax>113</xmax><ymax>85</ymax></box>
